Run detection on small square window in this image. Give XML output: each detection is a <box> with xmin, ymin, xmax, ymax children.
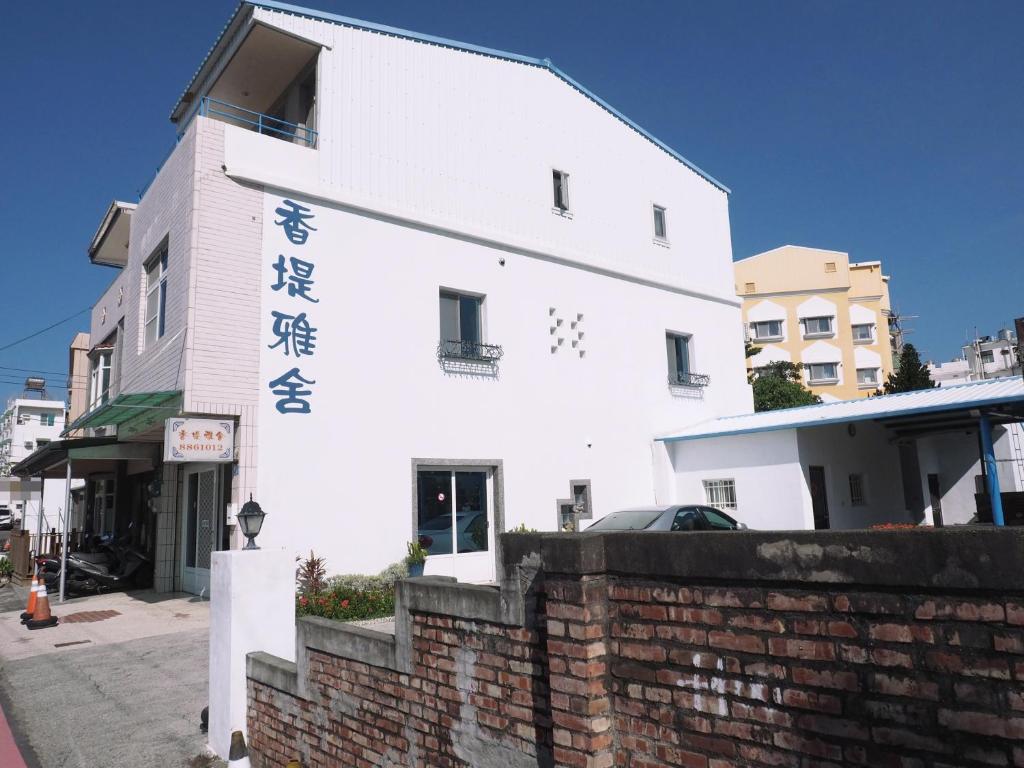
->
<box><xmin>744</xmin><ymin>282</ymin><xmax>756</xmax><ymax>294</ymax></box>
<box><xmin>653</xmin><ymin>205</ymin><xmax>667</xmax><ymax>241</ymax></box>
<box><xmin>703</xmin><ymin>479</ymin><xmax>737</xmax><ymax>511</ymax></box>
<box><xmin>981</xmin><ymin>350</ymin><xmax>995</xmax><ymax>364</ymax></box>
<box><xmin>849</xmin><ymin>474</ymin><xmax>866</xmax><ymax>506</ymax></box>
<box><xmin>552</xmin><ymin>170</ymin><xmax>570</xmax><ymax>212</ymax></box>
<box><xmin>825</xmin><ymin>262</ymin><xmax>837</xmax><ymax>273</ymax></box>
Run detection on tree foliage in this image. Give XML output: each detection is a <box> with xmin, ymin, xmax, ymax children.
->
<box><xmin>751</xmin><ymin>361</ymin><xmax>822</xmax><ymax>412</ymax></box>
<box><xmin>883</xmin><ymin>343</ymin><xmax>936</xmax><ymax>394</ymax></box>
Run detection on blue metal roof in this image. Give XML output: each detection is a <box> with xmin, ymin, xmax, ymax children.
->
<box><xmin>657</xmin><ymin>377</ymin><xmax>1024</xmax><ymax>443</ymax></box>
<box><xmin>170</xmin><ymin>0</ymin><xmax>730</xmax><ymax>194</ymax></box>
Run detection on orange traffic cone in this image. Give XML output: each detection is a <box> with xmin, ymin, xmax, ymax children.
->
<box><xmin>26</xmin><ymin>582</ymin><xmax>57</xmax><ymax>630</ymax></box>
<box><xmin>20</xmin><ymin>571</ymin><xmax>39</xmax><ymax>623</ymax></box>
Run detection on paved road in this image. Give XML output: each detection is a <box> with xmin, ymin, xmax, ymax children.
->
<box><xmin>0</xmin><ymin>588</ymin><xmax>224</xmax><ymax>767</ymax></box>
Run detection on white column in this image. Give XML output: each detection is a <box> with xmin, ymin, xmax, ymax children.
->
<box><xmin>208</xmin><ymin>548</ymin><xmax>295</xmax><ymax>759</ymax></box>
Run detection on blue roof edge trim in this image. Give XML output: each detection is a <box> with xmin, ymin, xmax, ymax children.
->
<box><xmin>171</xmin><ymin>0</ymin><xmax>730</xmax><ymax>194</ymax></box>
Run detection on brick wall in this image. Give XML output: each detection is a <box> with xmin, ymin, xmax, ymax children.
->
<box><xmin>247</xmin><ymin>529</ymin><xmax>1024</xmax><ymax>767</ymax></box>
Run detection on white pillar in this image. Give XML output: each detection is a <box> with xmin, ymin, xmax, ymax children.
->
<box><xmin>208</xmin><ymin>548</ymin><xmax>295</xmax><ymax>759</ymax></box>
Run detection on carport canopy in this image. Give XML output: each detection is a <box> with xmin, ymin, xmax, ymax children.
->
<box><xmin>657</xmin><ymin>378</ymin><xmax>1024</xmax><ymax>443</ymax></box>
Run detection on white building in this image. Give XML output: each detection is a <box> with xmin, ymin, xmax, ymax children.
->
<box><xmin>656</xmin><ymin>377</ymin><xmax>1024</xmax><ymax>529</ymax></box>
<box><xmin>929</xmin><ymin>327</ymin><xmax>1021</xmax><ymax>386</ymax></box>
<box><xmin>20</xmin><ymin>1</ymin><xmax>752</xmax><ymax>592</ymax></box>
<box><xmin>0</xmin><ymin>394</ymin><xmax>68</xmax><ymax>534</ymax></box>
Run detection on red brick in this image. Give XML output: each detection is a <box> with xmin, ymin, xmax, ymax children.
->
<box><xmin>768</xmin><ymin>637</ymin><xmax>836</xmax><ymax>661</ymax></box>
<box><xmin>766</xmin><ymin>592</ymin><xmax>829</xmax><ymax>612</ymax></box>
<box><xmin>868</xmin><ymin>623</ymin><xmax>934</xmax><ymax>644</ymax></box>
<box><xmin>708</xmin><ymin>631</ymin><xmax>765</xmax><ymax>654</ymax></box>
<box><xmin>790</xmin><ymin>667</ymin><xmax>860</xmax><ymax>691</ymax></box>
<box><xmin>777</xmin><ymin>687</ymin><xmax>842</xmax><ymax>714</ymax></box>
<box><xmin>728</xmin><ymin>614</ymin><xmax>786</xmax><ymax>634</ymax></box>
<box><xmin>995</xmin><ymin>633</ymin><xmax>1024</xmax><ymax>654</ymax></box>
<box><xmin>915</xmin><ymin>599</ymin><xmax>1006</xmax><ymax>622</ymax></box>
<box><xmin>937</xmin><ymin>709</ymin><xmax>1024</xmax><ymax>739</ymax></box>
<box><xmin>868</xmin><ymin>673</ymin><xmax>939</xmax><ymax>701</ymax></box>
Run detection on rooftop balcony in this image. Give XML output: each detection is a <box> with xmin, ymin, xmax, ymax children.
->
<box><xmin>199</xmin><ymin>97</ymin><xmax>317</xmax><ymax>148</ymax></box>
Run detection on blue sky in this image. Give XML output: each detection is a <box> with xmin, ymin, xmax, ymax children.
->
<box><xmin>0</xmin><ymin>0</ymin><xmax>1020</xmax><ymax>403</ymax></box>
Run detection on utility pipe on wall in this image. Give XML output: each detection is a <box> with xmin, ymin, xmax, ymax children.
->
<box><xmin>979</xmin><ymin>414</ymin><xmax>1005</xmax><ymax>527</ymax></box>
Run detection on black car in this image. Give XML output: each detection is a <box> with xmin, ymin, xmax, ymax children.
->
<box><xmin>584</xmin><ymin>505</ymin><xmax>744</xmax><ymax>532</ymax></box>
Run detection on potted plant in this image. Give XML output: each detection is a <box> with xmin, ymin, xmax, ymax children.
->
<box><xmin>0</xmin><ymin>556</ymin><xmax>13</xmax><ymax>587</ymax></box>
<box><xmin>405</xmin><ymin>541</ymin><xmax>428</xmax><ymax>577</ymax></box>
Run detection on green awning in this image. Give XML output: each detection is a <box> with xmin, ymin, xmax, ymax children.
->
<box><xmin>66</xmin><ymin>391</ymin><xmax>182</xmax><ymax>433</ymax></box>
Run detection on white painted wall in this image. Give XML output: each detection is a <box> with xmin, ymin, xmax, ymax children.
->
<box><xmin>795</xmin><ymin>422</ymin><xmax>914</xmax><ymax>529</ymax></box>
<box><xmin>666</xmin><ymin>430</ymin><xmax>808</xmax><ymax>530</ymax></box>
<box><xmin>208</xmin><ymin>548</ymin><xmax>295</xmax><ymax>759</ymax></box>
<box><xmin>255</xmin><ymin>192</ymin><xmax>751</xmax><ymax>576</ymax></box>
<box><xmin>240</xmin><ymin>7</ymin><xmax>736</xmax><ymax>305</ymax></box>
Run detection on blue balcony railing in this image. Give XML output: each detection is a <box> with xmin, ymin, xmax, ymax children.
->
<box><xmin>199</xmin><ymin>97</ymin><xmax>318</xmax><ymax>148</ymax></box>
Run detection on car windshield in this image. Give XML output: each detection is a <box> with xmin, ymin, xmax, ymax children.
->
<box><xmin>587</xmin><ymin>510</ymin><xmax>663</xmax><ymax>531</ymax></box>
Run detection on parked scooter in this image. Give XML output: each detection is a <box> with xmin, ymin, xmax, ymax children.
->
<box><xmin>39</xmin><ymin>536</ymin><xmax>153</xmax><ymax>595</ymax></box>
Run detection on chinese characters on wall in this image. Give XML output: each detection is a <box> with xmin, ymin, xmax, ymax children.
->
<box><xmin>268</xmin><ymin>199</ymin><xmax>320</xmax><ymax>414</ymax></box>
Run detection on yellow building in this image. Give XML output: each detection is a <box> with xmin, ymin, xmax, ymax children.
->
<box><xmin>735</xmin><ymin>245</ymin><xmax>895</xmax><ymax>402</ymax></box>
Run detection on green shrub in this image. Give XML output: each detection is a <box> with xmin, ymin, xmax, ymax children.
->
<box><xmin>297</xmin><ymin>584</ymin><xmax>395</xmax><ymax>621</ymax></box>
<box><xmin>297</xmin><ymin>560</ymin><xmax>406</xmax><ymax>622</ymax></box>
<box><xmin>508</xmin><ymin>523</ymin><xmax>537</xmax><ymax>533</ymax></box>
<box><xmin>0</xmin><ymin>557</ymin><xmax>12</xmax><ymax>578</ymax></box>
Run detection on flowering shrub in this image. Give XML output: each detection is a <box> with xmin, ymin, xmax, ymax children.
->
<box><xmin>297</xmin><ymin>583</ymin><xmax>395</xmax><ymax>621</ymax></box>
<box><xmin>295</xmin><ymin>558</ymin><xmax>405</xmax><ymax>622</ymax></box>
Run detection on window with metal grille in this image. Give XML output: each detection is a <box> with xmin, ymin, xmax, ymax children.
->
<box><xmin>825</xmin><ymin>262</ymin><xmax>837</xmax><ymax>273</ymax></box>
<box><xmin>703</xmin><ymin>479</ymin><xmax>737</xmax><ymax>511</ymax></box>
<box><xmin>849</xmin><ymin>474</ymin><xmax>866</xmax><ymax>506</ymax></box>
<box><xmin>744</xmin><ymin>282</ymin><xmax>756</xmax><ymax>294</ymax></box>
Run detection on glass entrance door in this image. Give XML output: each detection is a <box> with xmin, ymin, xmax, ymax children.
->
<box><xmin>416</xmin><ymin>468</ymin><xmax>494</xmax><ymax>583</ymax></box>
<box><xmin>181</xmin><ymin>465</ymin><xmax>220</xmax><ymax>596</ymax></box>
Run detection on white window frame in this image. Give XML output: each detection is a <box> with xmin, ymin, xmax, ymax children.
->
<box><xmin>856</xmin><ymin>367</ymin><xmax>878</xmax><ymax>388</ymax></box>
<box><xmin>89</xmin><ymin>351</ymin><xmax>113</xmax><ymax>410</ymax></box>
<box><xmin>144</xmin><ymin>244</ymin><xmax>169</xmax><ymax>347</ymax></box>
<box><xmin>851</xmin><ymin>324</ymin><xmax>874</xmax><ymax>344</ymax></box>
<box><xmin>652</xmin><ymin>204</ymin><xmax>668</xmax><ymax>244</ymax></box>
<box><xmin>849</xmin><ymin>473</ymin><xmax>866</xmax><ymax>506</ymax></box>
<box><xmin>551</xmin><ymin>169</ymin><xmax>571</xmax><ymax>216</ymax></box>
<box><xmin>802</xmin><ymin>316</ymin><xmax>835</xmax><ymax>339</ymax></box>
<box><xmin>807</xmin><ymin>362</ymin><xmax>839</xmax><ymax>384</ymax></box>
<box><xmin>703</xmin><ymin>479</ymin><xmax>737</xmax><ymax>511</ymax></box>
<box><xmin>751</xmin><ymin>320</ymin><xmax>784</xmax><ymax>342</ymax></box>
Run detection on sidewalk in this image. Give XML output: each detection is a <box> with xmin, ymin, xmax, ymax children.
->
<box><xmin>0</xmin><ymin>587</ymin><xmax>223</xmax><ymax>767</ymax></box>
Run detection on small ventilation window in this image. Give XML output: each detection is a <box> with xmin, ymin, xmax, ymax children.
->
<box><xmin>744</xmin><ymin>282</ymin><xmax>756</xmax><ymax>294</ymax></box>
<box><xmin>825</xmin><ymin>262</ymin><xmax>837</xmax><ymax>273</ymax></box>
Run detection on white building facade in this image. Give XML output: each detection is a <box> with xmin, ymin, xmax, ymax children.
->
<box><xmin>69</xmin><ymin>1</ymin><xmax>752</xmax><ymax>591</ymax></box>
<box><xmin>0</xmin><ymin>396</ymin><xmax>68</xmax><ymax>533</ymax></box>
